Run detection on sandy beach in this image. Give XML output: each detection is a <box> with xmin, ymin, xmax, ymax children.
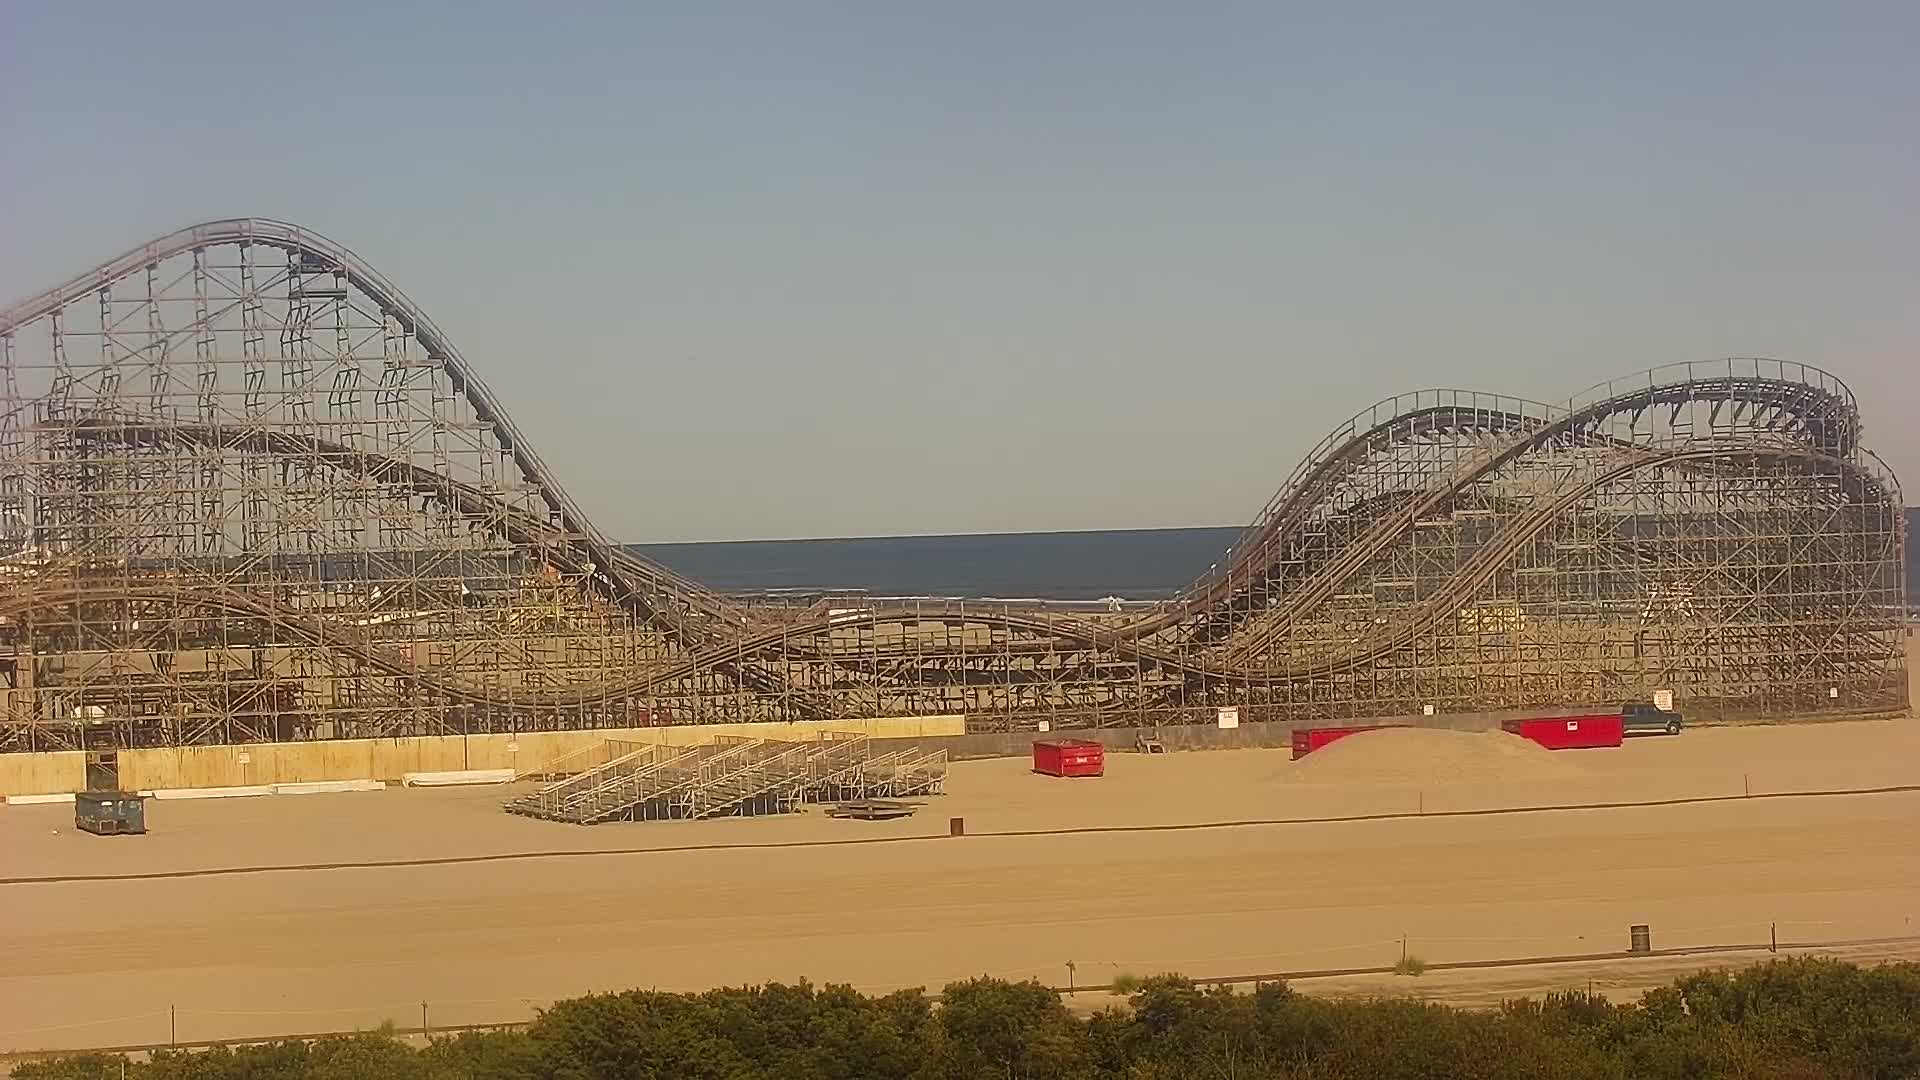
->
<box><xmin>2</xmin><ymin>718</ymin><xmax>1916</xmax><ymax>1054</ymax></box>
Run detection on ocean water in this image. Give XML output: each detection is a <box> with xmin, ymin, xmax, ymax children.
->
<box><xmin>635</xmin><ymin>508</ymin><xmax>1920</xmax><ymax>605</ymax></box>
<box><xmin>631</xmin><ymin>526</ymin><xmax>1241</xmax><ymax>601</ymax></box>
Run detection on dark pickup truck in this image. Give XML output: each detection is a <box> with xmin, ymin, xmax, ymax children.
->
<box><xmin>1622</xmin><ymin>702</ymin><xmax>1684</xmax><ymax>736</ymax></box>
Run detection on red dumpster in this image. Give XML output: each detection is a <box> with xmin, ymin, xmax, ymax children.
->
<box><xmin>1291</xmin><ymin>724</ymin><xmax>1404</xmax><ymax>759</ymax></box>
<box><xmin>1502</xmin><ymin>713</ymin><xmax>1624</xmax><ymax>750</ymax></box>
<box><xmin>1032</xmin><ymin>739</ymin><xmax>1105</xmax><ymax>777</ymax></box>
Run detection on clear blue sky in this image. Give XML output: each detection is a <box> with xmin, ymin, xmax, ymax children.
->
<box><xmin>2</xmin><ymin>2</ymin><xmax>1915</xmax><ymax>542</ymax></box>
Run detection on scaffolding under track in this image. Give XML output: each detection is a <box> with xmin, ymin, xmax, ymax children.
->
<box><xmin>0</xmin><ymin>219</ymin><xmax>1907</xmax><ymax>752</ymax></box>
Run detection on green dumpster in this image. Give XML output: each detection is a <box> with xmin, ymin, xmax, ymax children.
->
<box><xmin>75</xmin><ymin>791</ymin><xmax>147</xmax><ymax>836</ymax></box>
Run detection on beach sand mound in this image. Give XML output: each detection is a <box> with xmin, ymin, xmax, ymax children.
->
<box><xmin>1282</xmin><ymin>727</ymin><xmax>1580</xmax><ymax>786</ymax></box>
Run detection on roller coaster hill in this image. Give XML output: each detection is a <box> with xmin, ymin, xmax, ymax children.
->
<box><xmin>0</xmin><ymin>219</ymin><xmax>1907</xmax><ymax>754</ymax></box>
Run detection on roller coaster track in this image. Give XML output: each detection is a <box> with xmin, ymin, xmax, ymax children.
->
<box><xmin>1127</xmin><ymin>376</ymin><xmax>1859</xmax><ymax>644</ymax></box>
<box><xmin>625</xmin><ymin>444</ymin><xmax>1889</xmax><ymax>695</ymax></box>
<box><xmin>48</xmin><ymin>416</ymin><xmax>765</xmax><ymax>639</ymax></box>
<box><xmin>8</xmin><ymin>441</ymin><xmax>1869</xmax><ymax>708</ymax></box>
<box><xmin>0</xmin><ymin>219</ymin><xmax>748</xmax><ymax>641</ymax></box>
<box><xmin>1</xmin><ymin>218</ymin><xmax>1905</xmax><ymax>733</ymax></box>
<box><xmin>33</xmin><ymin>380</ymin><xmax>1858</xmax><ymax>669</ymax></box>
<box><xmin>36</xmin><ymin>417</ymin><xmax>820</xmax><ymax>709</ymax></box>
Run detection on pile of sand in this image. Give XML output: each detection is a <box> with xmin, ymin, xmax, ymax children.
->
<box><xmin>1281</xmin><ymin>727</ymin><xmax>1579</xmax><ymax>787</ymax></box>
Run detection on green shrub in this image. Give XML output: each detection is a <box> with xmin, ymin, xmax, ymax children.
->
<box><xmin>17</xmin><ymin>959</ymin><xmax>1920</xmax><ymax>1080</ymax></box>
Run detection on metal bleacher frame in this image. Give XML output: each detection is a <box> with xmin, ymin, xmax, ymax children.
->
<box><xmin>503</xmin><ymin>733</ymin><xmax>949</xmax><ymax>825</ymax></box>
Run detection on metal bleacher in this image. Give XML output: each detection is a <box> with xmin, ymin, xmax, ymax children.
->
<box><xmin>502</xmin><ymin>733</ymin><xmax>948</xmax><ymax>825</ymax></box>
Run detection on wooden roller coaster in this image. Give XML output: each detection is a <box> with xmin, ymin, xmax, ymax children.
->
<box><xmin>0</xmin><ymin>220</ymin><xmax>1906</xmax><ymax>751</ymax></box>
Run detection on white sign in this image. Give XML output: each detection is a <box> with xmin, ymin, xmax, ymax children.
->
<box><xmin>1653</xmin><ymin>689</ymin><xmax>1674</xmax><ymax>712</ymax></box>
<box><xmin>1036</xmin><ymin>719</ymin><xmax>1051</xmax><ymax>733</ymax></box>
<box><xmin>506</xmin><ymin>741</ymin><xmax>520</xmax><ymax>753</ymax></box>
<box><xmin>236</xmin><ymin>751</ymin><xmax>251</xmax><ymax>765</ymax></box>
<box><xmin>1423</xmin><ymin>704</ymin><xmax>1435</xmax><ymax>716</ymax></box>
<box><xmin>1829</xmin><ymin>686</ymin><xmax>1840</xmax><ymax>699</ymax></box>
<box><xmin>1217</xmin><ymin>707</ymin><xmax>1240</xmax><ymax>729</ymax></box>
